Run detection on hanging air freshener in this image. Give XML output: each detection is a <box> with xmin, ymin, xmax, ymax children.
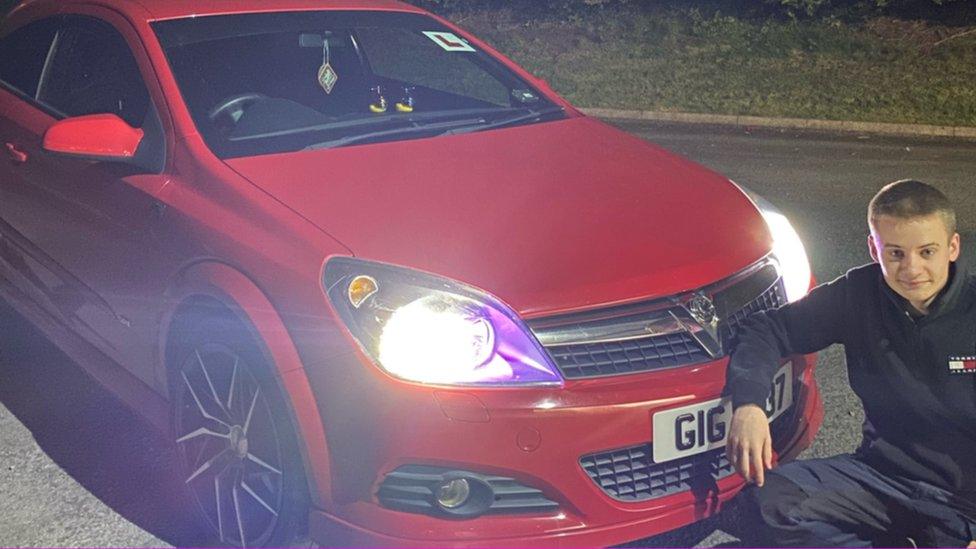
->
<box><xmin>317</xmin><ymin>34</ymin><xmax>338</xmax><ymax>94</ymax></box>
<box><xmin>369</xmin><ymin>85</ymin><xmax>388</xmax><ymax>113</ymax></box>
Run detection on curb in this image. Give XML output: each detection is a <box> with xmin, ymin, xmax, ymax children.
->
<box><xmin>580</xmin><ymin>108</ymin><xmax>976</xmax><ymax>140</ymax></box>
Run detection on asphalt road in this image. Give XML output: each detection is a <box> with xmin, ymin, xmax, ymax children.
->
<box><xmin>1</xmin><ymin>120</ymin><xmax>976</xmax><ymax>547</ymax></box>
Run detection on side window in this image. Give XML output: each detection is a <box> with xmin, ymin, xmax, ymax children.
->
<box><xmin>37</xmin><ymin>17</ymin><xmax>150</xmax><ymax>127</ymax></box>
<box><xmin>0</xmin><ymin>18</ymin><xmax>59</xmax><ymax>98</ymax></box>
<box><xmin>356</xmin><ymin>27</ymin><xmax>510</xmax><ymax>107</ymax></box>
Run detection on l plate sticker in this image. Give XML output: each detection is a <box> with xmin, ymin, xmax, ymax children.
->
<box><xmin>423</xmin><ymin>31</ymin><xmax>476</xmax><ymax>52</ymax></box>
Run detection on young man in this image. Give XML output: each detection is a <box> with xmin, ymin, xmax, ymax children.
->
<box><xmin>725</xmin><ymin>180</ymin><xmax>976</xmax><ymax>547</ymax></box>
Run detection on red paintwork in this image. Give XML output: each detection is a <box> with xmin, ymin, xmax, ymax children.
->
<box><xmin>227</xmin><ymin>116</ymin><xmax>770</xmax><ymax>316</ymax></box>
<box><xmin>304</xmin><ymin>348</ymin><xmax>822</xmax><ymax>547</ymax></box>
<box><xmin>121</xmin><ymin>0</ymin><xmax>427</xmax><ymax>21</ymax></box>
<box><xmin>0</xmin><ymin>0</ymin><xmax>823</xmax><ymax>546</ymax></box>
<box><xmin>312</xmin><ymin>365</ymin><xmax>822</xmax><ymax>547</ymax></box>
<box><xmin>43</xmin><ymin>113</ymin><xmax>145</xmax><ymax>158</ymax></box>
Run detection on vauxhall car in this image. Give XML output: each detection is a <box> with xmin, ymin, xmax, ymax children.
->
<box><xmin>0</xmin><ymin>0</ymin><xmax>823</xmax><ymax>546</ymax></box>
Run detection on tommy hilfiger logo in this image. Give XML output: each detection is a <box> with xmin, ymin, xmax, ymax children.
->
<box><xmin>947</xmin><ymin>356</ymin><xmax>976</xmax><ymax>374</ymax></box>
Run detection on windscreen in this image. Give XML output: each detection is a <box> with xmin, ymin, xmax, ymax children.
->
<box><xmin>153</xmin><ymin>11</ymin><xmax>564</xmax><ymax>158</ymax></box>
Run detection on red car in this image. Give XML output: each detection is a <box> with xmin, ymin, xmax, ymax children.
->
<box><xmin>0</xmin><ymin>0</ymin><xmax>823</xmax><ymax>546</ymax></box>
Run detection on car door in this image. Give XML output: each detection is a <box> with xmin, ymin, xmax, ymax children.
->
<box><xmin>0</xmin><ymin>13</ymin><xmax>174</xmax><ymax>390</ymax></box>
<box><xmin>0</xmin><ymin>17</ymin><xmax>66</xmax><ymax>313</ymax></box>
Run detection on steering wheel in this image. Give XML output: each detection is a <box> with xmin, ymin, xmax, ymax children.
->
<box><xmin>207</xmin><ymin>92</ymin><xmax>268</xmax><ymax>125</ymax></box>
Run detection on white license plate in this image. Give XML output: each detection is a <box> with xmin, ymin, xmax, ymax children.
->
<box><xmin>651</xmin><ymin>362</ymin><xmax>794</xmax><ymax>463</ymax></box>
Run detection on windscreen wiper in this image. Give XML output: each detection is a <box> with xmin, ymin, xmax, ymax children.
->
<box><xmin>230</xmin><ymin>107</ymin><xmax>519</xmax><ymax>142</ymax></box>
<box><xmin>441</xmin><ymin>106</ymin><xmax>565</xmax><ymax>136</ymax></box>
<box><xmin>303</xmin><ymin>116</ymin><xmax>488</xmax><ymax>150</ymax></box>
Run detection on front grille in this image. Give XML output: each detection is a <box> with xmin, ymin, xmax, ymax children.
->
<box><xmin>546</xmin><ymin>332</ymin><xmax>709</xmax><ymax>379</ymax></box>
<box><xmin>580</xmin><ymin>381</ymin><xmax>799</xmax><ymax>502</ymax></box>
<box><xmin>721</xmin><ymin>280</ymin><xmax>786</xmax><ymax>344</ymax></box>
<box><xmin>377</xmin><ymin>465</ymin><xmax>559</xmax><ymax>517</ymax></box>
<box><xmin>534</xmin><ymin>261</ymin><xmax>784</xmax><ymax>380</ymax></box>
<box><xmin>580</xmin><ymin>444</ymin><xmax>734</xmax><ymax>502</ymax></box>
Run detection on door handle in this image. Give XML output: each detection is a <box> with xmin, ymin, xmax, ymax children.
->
<box><xmin>5</xmin><ymin>143</ymin><xmax>28</xmax><ymax>164</ymax></box>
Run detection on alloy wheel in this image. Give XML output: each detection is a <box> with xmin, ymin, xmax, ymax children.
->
<box><xmin>175</xmin><ymin>343</ymin><xmax>285</xmax><ymax>547</ymax></box>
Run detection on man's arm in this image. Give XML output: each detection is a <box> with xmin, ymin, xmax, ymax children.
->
<box><xmin>725</xmin><ymin>273</ymin><xmax>851</xmax><ymax>485</ymax></box>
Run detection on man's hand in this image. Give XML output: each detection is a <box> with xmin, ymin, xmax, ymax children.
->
<box><xmin>728</xmin><ymin>403</ymin><xmax>773</xmax><ymax>486</ymax></box>
<box><xmin>965</xmin><ymin>541</ymin><xmax>975</xmax><ymax>548</ymax></box>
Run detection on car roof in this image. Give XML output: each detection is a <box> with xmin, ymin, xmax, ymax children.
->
<box><xmin>12</xmin><ymin>0</ymin><xmax>427</xmax><ymax>23</ymax></box>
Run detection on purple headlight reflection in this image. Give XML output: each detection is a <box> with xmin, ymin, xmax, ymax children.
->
<box><xmin>479</xmin><ymin>305</ymin><xmax>562</xmax><ymax>385</ymax></box>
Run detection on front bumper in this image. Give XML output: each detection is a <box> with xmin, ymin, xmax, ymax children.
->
<box><xmin>305</xmin><ymin>353</ymin><xmax>823</xmax><ymax>547</ymax></box>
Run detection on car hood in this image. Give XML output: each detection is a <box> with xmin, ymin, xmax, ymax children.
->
<box><xmin>224</xmin><ymin>116</ymin><xmax>771</xmax><ymax>317</ymax></box>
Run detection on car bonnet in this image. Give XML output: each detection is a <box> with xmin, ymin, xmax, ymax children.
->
<box><xmin>223</xmin><ymin>116</ymin><xmax>771</xmax><ymax>318</ymax></box>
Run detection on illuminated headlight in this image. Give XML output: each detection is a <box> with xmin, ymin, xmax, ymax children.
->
<box><xmin>324</xmin><ymin>257</ymin><xmax>563</xmax><ymax>386</ymax></box>
<box><xmin>735</xmin><ymin>184</ymin><xmax>812</xmax><ymax>302</ymax></box>
<box><xmin>379</xmin><ymin>295</ymin><xmax>497</xmax><ymax>383</ymax></box>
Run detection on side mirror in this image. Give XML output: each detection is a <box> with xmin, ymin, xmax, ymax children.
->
<box><xmin>43</xmin><ymin>113</ymin><xmax>144</xmax><ymax>161</ymax></box>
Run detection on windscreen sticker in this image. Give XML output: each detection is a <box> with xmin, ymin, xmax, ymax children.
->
<box><xmin>423</xmin><ymin>31</ymin><xmax>476</xmax><ymax>52</ymax></box>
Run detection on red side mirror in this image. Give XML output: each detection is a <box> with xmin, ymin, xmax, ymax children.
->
<box><xmin>43</xmin><ymin>113</ymin><xmax>144</xmax><ymax>160</ymax></box>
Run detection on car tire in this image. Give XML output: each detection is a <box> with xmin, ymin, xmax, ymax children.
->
<box><xmin>169</xmin><ymin>313</ymin><xmax>308</xmax><ymax>548</ymax></box>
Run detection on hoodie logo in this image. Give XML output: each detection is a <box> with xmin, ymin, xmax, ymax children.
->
<box><xmin>947</xmin><ymin>355</ymin><xmax>976</xmax><ymax>374</ymax></box>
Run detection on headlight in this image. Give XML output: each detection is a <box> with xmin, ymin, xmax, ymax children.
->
<box><xmin>735</xmin><ymin>184</ymin><xmax>812</xmax><ymax>302</ymax></box>
<box><xmin>324</xmin><ymin>257</ymin><xmax>563</xmax><ymax>386</ymax></box>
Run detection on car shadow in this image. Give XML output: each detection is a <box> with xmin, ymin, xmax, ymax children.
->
<box><xmin>614</xmin><ymin>516</ymin><xmax>723</xmax><ymax>547</ymax></box>
<box><xmin>0</xmin><ymin>300</ymin><xmax>205</xmax><ymax>546</ymax></box>
<box><xmin>612</xmin><ymin>482</ymin><xmax>757</xmax><ymax>547</ymax></box>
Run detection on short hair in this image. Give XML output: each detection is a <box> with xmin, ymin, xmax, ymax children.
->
<box><xmin>868</xmin><ymin>179</ymin><xmax>956</xmax><ymax>235</ymax></box>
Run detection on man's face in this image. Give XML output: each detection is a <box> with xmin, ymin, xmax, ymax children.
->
<box><xmin>868</xmin><ymin>213</ymin><xmax>960</xmax><ymax>314</ymax></box>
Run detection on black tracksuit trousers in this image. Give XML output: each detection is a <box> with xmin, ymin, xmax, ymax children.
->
<box><xmin>744</xmin><ymin>454</ymin><xmax>976</xmax><ymax>547</ymax></box>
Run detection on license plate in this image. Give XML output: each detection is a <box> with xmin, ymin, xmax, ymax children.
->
<box><xmin>651</xmin><ymin>362</ymin><xmax>793</xmax><ymax>463</ymax></box>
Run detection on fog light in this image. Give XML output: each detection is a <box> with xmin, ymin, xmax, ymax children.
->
<box><xmin>435</xmin><ymin>478</ymin><xmax>471</xmax><ymax>509</ymax></box>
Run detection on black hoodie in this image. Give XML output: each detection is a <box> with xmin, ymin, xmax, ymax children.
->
<box><xmin>725</xmin><ymin>262</ymin><xmax>976</xmax><ymax>510</ymax></box>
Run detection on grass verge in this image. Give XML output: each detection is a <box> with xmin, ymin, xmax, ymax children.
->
<box><xmin>451</xmin><ymin>7</ymin><xmax>976</xmax><ymax>126</ymax></box>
